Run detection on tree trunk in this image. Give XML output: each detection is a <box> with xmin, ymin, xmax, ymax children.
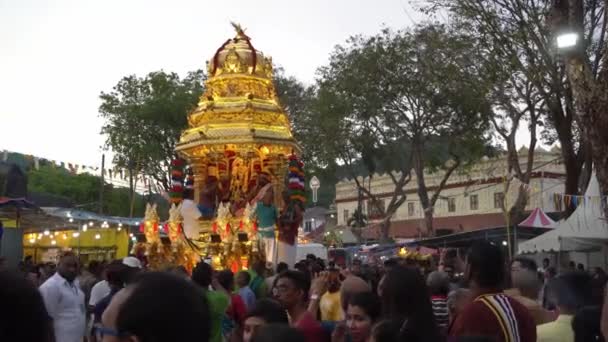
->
<box><xmin>508</xmin><ymin>187</ymin><xmax>528</xmax><ymax>226</ymax></box>
<box><xmin>129</xmin><ymin>168</ymin><xmax>135</xmax><ymax>218</ymax></box>
<box><xmin>564</xmin><ymin>55</ymin><xmax>608</xmax><ymax>220</ymax></box>
<box><xmin>413</xmin><ymin>144</ymin><xmax>434</xmax><ymax>236</ymax></box>
<box><xmin>553</xmin><ymin>111</ymin><xmax>581</xmax><ymax>217</ymax></box>
<box><xmin>380</xmin><ymin>217</ymin><xmax>392</xmax><ymax>243</ymax></box>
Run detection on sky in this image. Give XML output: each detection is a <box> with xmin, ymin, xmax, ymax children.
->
<box><xmin>0</xmin><ymin>0</ymin><xmax>427</xmax><ymax>168</ymax></box>
<box><xmin>1</xmin><ymin>0</ymin><xmax>542</xmax><ymax>171</ymax></box>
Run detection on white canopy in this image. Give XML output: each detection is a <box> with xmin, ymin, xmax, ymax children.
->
<box><xmin>518</xmin><ymin>174</ymin><xmax>608</xmax><ymax>253</ymax></box>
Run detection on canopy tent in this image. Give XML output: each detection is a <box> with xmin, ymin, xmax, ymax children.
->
<box><xmin>519</xmin><ymin>174</ymin><xmax>608</xmax><ymax>253</ymax></box>
<box><xmin>519</xmin><ymin>208</ymin><xmax>557</xmax><ymax>229</ymax></box>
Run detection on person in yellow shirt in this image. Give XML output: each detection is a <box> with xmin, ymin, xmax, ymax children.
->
<box><xmin>537</xmin><ymin>272</ymin><xmax>592</xmax><ymax>342</ymax></box>
<box><xmin>320</xmin><ymin>268</ymin><xmax>343</xmax><ymax>321</ymax></box>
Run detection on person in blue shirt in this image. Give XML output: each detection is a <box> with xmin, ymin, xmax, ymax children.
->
<box><xmin>237</xmin><ymin>271</ymin><xmax>257</xmax><ymax>310</ymax></box>
<box><xmin>254</xmin><ymin>184</ymin><xmax>278</xmax><ymax>265</ymax></box>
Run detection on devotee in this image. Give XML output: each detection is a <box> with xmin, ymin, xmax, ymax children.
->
<box><xmin>278</xmin><ymin>190</ymin><xmax>302</xmax><ymax>268</ymax></box>
<box><xmin>427</xmin><ymin>270</ymin><xmax>450</xmax><ymax>331</ymax></box>
<box><xmin>0</xmin><ymin>269</ymin><xmax>54</xmax><ymax>342</ymax></box>
<box><xmin>237</xmin><ymin>270</ymin><xmax>257</xmax><ymax>310</ymax></box>
<box><xmin>332</xmin><ymin>292</ymin><xmax>382</xmax><ymax>342</ymax></box>
<box><xmin>447</xmin><ymin>288</ymin><xmax>472</xmax><ymax>325</ymax></box>
<box><xmin>251</xmin><ymin>324</ymin><xmax>305</xmax><ymax>342</ymax></box>
<box><xmin>541</xmin><ymin>266</ymin><xmax>558</xmax><ymax>310</ymax></box>
<box><xmin>39</xmin><ymin>251</ymin><xmax>86</xmax><ymax>342</ymax></box>
<box><xmin>250</xmin><ymin>260</ymin><xmax>268</xmax><ymax>299</ymax></box>
<box><xmin>572</xmin><ymin>306</ymin><xmax>604</xmax><ymax>342</ymax></box>
<box><xmin>192</xmin><ymin>261</ymin><xmax>229</xmax><ymax>342</ymax></box>
<box><xmin>369</xmin><ymin>320</ymin><xmax>400</xmax><ymax>342</ymax></box>
<box><xmin>254</xmin><ymin>184</ymin><xmax>279</xmax><ymax>265</ymax></box>
<box><xmin>274</xmin><ymin>270</ymin><xmax>325</xmax><ymax>342</ymax></box>
<box><xmin>449</xmin><ymin>241</ymin><xmax>536</xmax><ymax>342</ymax></box>
<box><xmin>537</xmin><ymin>271</ymin><xmax>593</xmax><ymax>342</ymax></box>
<box><xmin>91</xmin><ymin>260</ymin><xmax>132</xmax><ymax>340</ymax></box>
<box><xmin>506</xmin><ymin>257</ymin><xmax>555</xmax><ymax>325</ymax></box>
<box><xmin>243</xmin><ymin>298</ymin><xmax>289</xmax><ymax>342</ymax></box>
<box><xmin>380</xmin><ymin>265</ymin><xmax>441</xmax><ymax>342</ymax></box>
<box><xmin>217</xmin><ymin>270</ymin><xmax>247</xmax><ymax>329</ymax></box>
<box><xmin>80</xmin><ymin>260</ymin><xmax>104</xmax><ymax>307</ymax></box>
<box><xmin>320</xmin><ymin>267</ymin><xmax>343</xmax><ymax>321</ymax></box>
<box><xmin>100</xmin><ymin>272</ymin><xmax>211</xmax><ymax>342</ymax></box>
<box><xmin>266</xmin><ymin>262</ymin><xmax>289</xmax><ymax>296</ymax></box>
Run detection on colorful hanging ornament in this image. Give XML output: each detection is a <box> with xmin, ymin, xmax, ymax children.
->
<box><xmin>170</xmin><ymin>158</ymin><xmax>185</xmax><ymax>203</ymax></box>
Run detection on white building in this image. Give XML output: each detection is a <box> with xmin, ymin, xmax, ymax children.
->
<box><xmin>335</xmin><ymin>149</ymin><xmax>566</xmax><ymax>239</ymax></box>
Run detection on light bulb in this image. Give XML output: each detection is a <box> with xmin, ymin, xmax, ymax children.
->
<box><xmin>557</xmin><ymin>32</ymin><xmax>578</xmax><ymax>48</ymax></box>
<box><xmin>43</xmin><ymin>230</ymin><xmax>50</xmax><ymax>236</ymax></box>
<box><xmin>72</xmin><ymin>232</ymin><xmax>80</xmax><ymax>237</ymax></box>
<box><xmin>69</xmin><ymin>218</ymin><xmax>74</xmax><ymax>223</ymax></box>
<box><xmin>29</xmin><ymin>238</ymin><xmax>35</xmax><ymax>244</ymax></box>
<box><xmin>131</xmin><ymin>236</ymin><xmax>137</xmax><ymax>242</ymax></box>
<box><xmin>83</xmin><ymin>226</ymin><xmax>88</xmax><ymax>232</ymax></box>
<box><xmin>117</xmin><ymin>227</ymin><xmax>122</xmax><ymax>231</ymax></box>
<box><xmin>51</xmin><ymin>240</ymin><xmax>56</xmax><ymax>245</ymax></box>
<box><xmin>95</xmin><ymin>233</ymin><xmax>101</xmax><ymax>239</ymax></box>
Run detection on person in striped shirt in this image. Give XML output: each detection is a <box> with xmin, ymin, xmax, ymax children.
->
<box><xmin>448</xmin><ymin>242</ymin><xmax>536</xmax><ymax>342</ymax></box>
<box><xmin>427</xmin><ymin>271</ymin><xmax>451</xmax><ymax>332</ymax></box>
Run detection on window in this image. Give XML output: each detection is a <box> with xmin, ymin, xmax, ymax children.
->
<box><xmin>343</xmin><ymin>210</ymin><xmax>349</xmax><ymax>224</ymax></box>
<box><xmin>304</xmin><ymin>221</ymin><xmax>312</xmax><ymax>232</ymax></box>
<box><xmin>470</xmin><ymin>195</ymin><xmax>479</xmax><ymax>211</ymax></box>
<box><xmin>448</xmin><ymin>198</ymin><xmax>456</xmax><ymax>213</ymax></box>
<box><xmin>494</xmin><ymin>192</ymin><xmax>505</xmax><ymax>209</ymax></box>
<box><xmin>368</xmin><ymin>199</ymin><xmax>385</xmax><ymax>219</ymax></box>
<box><xmin>408</xmin><ymin>202</ymin><xmax>415</xmax><ymax>216</ymax></box>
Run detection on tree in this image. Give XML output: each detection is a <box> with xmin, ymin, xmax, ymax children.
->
<box><xmin>551</xmin><ymin>0</ymin><xmax>608</xmax><ymax>220</ymax></box>
<box><xmin>422</xmin><ymin>0</ymin><xmax>602</xmax><ymax>218</ymax></box>
<box><xmin>315</xmin><ymin>25</ymin><xmax>491</xmax><ymax>237</ymax></box>
<box><xmin>273</xmin><ymin>68</ymin><xmax>337</xmax><ymax>208</ymax></box>
<box><xmin>26</xmin><ymin>165</ymin><xmax>168</xmax><ymax>218</ymax></box>
<box><xmin>99</xmin><ymin>70</ymin><xmax>204</xmax><ymax>216</ymax></box>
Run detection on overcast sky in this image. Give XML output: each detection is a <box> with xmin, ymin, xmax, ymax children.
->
<box><xmin>1</xmin><ymin>0</ymin><xmax>543</xmax><ymax>171</ymax></box>
<box><xmin>1</xmin><ymin>0</ymin><xmax>428</xmax><ymax>167</ymax></box>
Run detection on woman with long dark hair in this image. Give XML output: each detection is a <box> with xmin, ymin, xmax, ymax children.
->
<box><xmin>379</xmin><ymin>265</ymin><xmax>441</xmax><ymax>342</ymax></box>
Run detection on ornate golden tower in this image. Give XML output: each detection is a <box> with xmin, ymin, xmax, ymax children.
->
<box><xmin>177</xmin><ymin>23</ymin><xmax>300</xmax><ymax>202</ymax></box>
<box><xmin>174</xmin><ymin>24</ymin><xmax>302</xmax><ymax>271</ymax></box>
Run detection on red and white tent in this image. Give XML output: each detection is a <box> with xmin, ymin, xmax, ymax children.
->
<box><xmin>519</xmin><ymin>208</ymin><xmax>557</xmax><ymax>229</ymax></box>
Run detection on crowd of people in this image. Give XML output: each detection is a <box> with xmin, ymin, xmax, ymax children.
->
<box><xmin>1</xmin><ymin>241</ymin><xmax>607</xmax><ymax>342</ymax></box>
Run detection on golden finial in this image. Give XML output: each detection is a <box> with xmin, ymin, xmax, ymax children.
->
<box><xmin>231</xmin><ymin>22</ymin><xmax>248</xmax><ymax>39</ymax></box>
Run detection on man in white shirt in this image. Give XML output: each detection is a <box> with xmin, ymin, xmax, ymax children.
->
<box><xmin>180</xmin><ymin>196</ymin><xmax>203</xmax><ymax>239</ymax></box>
<box><xmin>89</xmin><ymin>279</ymin><xmax>111</xmax><ymax>308</ymax></box>
<box><xmin>39</xmin><ymin>252</ymin><xmax>86</xmax><ymax>342</ymax></box>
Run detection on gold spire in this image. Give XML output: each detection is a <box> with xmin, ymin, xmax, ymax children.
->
<box><xmin>230</xmin><ymin>22</ymin><xmax>249</xmax><ymax>39</ymax></box>
<box><xmin>176</xmin><ymin>24</ymin><xmax>300</xmax><ymax>159</ymax></box>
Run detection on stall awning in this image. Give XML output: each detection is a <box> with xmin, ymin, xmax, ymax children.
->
<box><xmin>518</xmin><ymin>173</ymin><xmax>608</xmax><ymax>254</ymax></box>
<box><xmin>519</xmin><ymin>208</ymin><xmax>557</xmax><ymax>229</ymax></box>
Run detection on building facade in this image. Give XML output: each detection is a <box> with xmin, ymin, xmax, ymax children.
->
<box><xmin>335</xmin><ymin>150</ymin><xmax>566</xmax><ymax>239</ymax></box>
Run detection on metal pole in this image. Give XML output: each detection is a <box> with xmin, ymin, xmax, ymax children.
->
<box><xmin>504</xmin><ymin>177</ymin><xmax>512</xmax><ymax>260</ymax></box>
<box><xmin>99</xmin><ymin>154</ymin><xmax>105</xmax><ymax>214</ymax></box>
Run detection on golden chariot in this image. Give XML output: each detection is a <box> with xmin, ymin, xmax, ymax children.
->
<box><xmin>133</xmin><ymin>24</ymin><xmax>304</xmax><ymax>273</ymax></box>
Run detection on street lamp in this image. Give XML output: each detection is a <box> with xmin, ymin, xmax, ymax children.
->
<box><xmin>557</xmin><ymin>32</ymin><xmax>578</xmax><ymax>49</ymax></box>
